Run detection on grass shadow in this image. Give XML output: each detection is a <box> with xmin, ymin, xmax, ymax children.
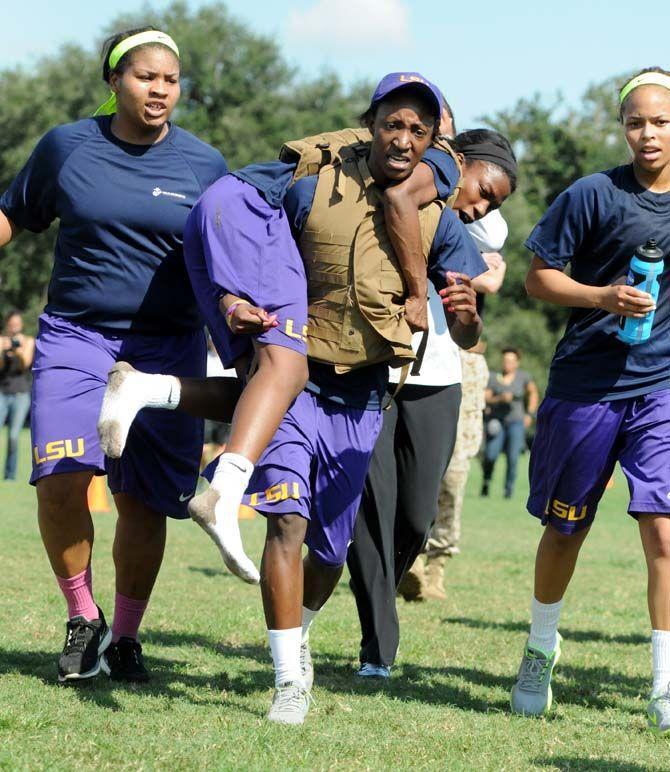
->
<box><xmin>444</xmin><ymin>616</ymin><xmax>648</xmax><ymax>645</ymax></box>
<box><xmin>143</xmin><ymin>629</ymin><xmax>503</xmax><ymax>713</ymax></box>
<box><xmin>0</xmin><ymin>647</ymin><xmax>124</xmax><ymax>710</ymax></box>
<box><xmin>0</xmin><ymin>630</ymin><xmax>648</xmax><ymax>719</ymax></box>
<box><xmin>533</xmin><ymin>757</ymin><xmax>657</xmax><ymax>771</ymax></box>
<box><xmin>0</xmin><ymin>642</ymin><xmax>269</xmax><ymax>716</ymax></box>
<box><xmin>188</xmin><ymin>566</ymin><xmax>228</xmax><ymax>578</ymax></box>
<box><xmin>553</xmin><ymin>664</ymin><xmax>647</xmax><ymax>713</ymax></box>
<box><xmin>127</xmin><ymin>630</ymin><xmax>656</xmax><ymax>715</ymax></box>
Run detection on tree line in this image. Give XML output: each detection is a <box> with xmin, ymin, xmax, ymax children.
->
<box><xmin>0</xmin><ymin>1</ymin><xmax>636</xmax><ymax>389</ymax></box>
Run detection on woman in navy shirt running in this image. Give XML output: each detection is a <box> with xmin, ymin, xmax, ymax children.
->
<box><xmin>0</xmin><ymin>26</ymin><xmax>228</xmax><ymax>684</ymax></box>
<box><xmin>508</xmin><ymin>67</ymin><xmax>670</xmax><ymax>733</ymax></box>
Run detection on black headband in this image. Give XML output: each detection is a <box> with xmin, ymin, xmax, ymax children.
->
<box><xmin>460</xmin><ymin>141</ymin><xmax>517</xmax><ymax>180</ymax></box>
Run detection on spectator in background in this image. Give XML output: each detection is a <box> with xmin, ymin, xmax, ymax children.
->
<box><xmin>0</xmin><ymin>310</ymin><xmax>34</xmax><ymax>480</ymax></box>
<box><xmin>482</xmin><ymin>347</ymin><xmax>538</xmax><ymax>498</ymax></box>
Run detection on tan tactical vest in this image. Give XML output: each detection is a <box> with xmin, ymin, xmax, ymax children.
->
<box><xmin>279</xmin><ymin>130</ymin><xmax>463</xmax><ymax>372</ymax></box>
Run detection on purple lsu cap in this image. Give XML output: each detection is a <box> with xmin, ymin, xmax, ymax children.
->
<box><xmin>370</xmin><ymin>72</ymin><xmax>443</xmax><ymax>121</ymax></box>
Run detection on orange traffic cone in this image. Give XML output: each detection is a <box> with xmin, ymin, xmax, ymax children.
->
<box><xmin>88</xmin><ymin>475</ymin><xmax>111</xmax><ymax>513</ymax></box>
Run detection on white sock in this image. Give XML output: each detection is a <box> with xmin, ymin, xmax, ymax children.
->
<box><xmin>652</xmin><ymin>630</ymin><xmax>670</xmax><ymax>696</ymax></box>
<box><xmin>528</xmin><ymin>597</ymin><xmax>563</xmax><ymax>654</ymax></box>
<box><xmin>268</xmin><ymin>627</ymin><xmax>302</xmax><ymax>686</ymax></box>
<box><xmin>302</xmin><ymin>606</ymin><xmax>319</xmax><ymax>644</ymax></box>
<box><xmin>134</xmin><ymin>372</ymin><xmax>181</xmax><ymax>409</ymax></box>
<box><xmin>211</xmin><ymin>452</ymin><xmax>254</xmax><ymax>493</ymax></box>
<box><xmin>98</xmin><ymin>367</ymin><xmax>181</xmax><ymax>458</ymax></box>
<box><xmin>190</xmin><ymin>451</ymin><xmax>259</xmax><ymax>584</ymax></box>
<box><xmin>211</xmin><ymin>453</ymin><xmax>254</xmax><ymax>529</ymax></box>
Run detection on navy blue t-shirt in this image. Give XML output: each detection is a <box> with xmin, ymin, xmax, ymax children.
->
<box><xmin>285</xmin><ymin>175</ymin><xmax>487</xmax><ymax>409</ymax></box>
<box><xmin>421</xmin><ymin>147</ymin><xmax>461</xmax><ymax>201</ymax></box>
<box><xmin>526</xmin><ymin>164</ymin><xmax>670</xmax><ymax>402</ymax></box>
<box><xmin>0</xmin><ymin>117</ymin><xmax>228</xmax><ymax>334</ymax></box>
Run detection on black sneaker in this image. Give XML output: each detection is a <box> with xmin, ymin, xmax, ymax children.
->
<box><xmin>58</xmin><ymin>606</ymin><xmax>111</xmax><ymax>683</ymax></box>
<box><xmin>102</xmin><ymin>637</ymin><xmax>150</xmax><ymax>682</ymax></box>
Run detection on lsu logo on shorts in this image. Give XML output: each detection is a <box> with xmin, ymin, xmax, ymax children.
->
<box><xmin>249</xmin><ymin>481</ymin><xmax>301</xmax><ymax>507</ymax></box>
<box><xmin>284</xmin><ymin>319</ymin><xmax>307</xmax><ymax>343</ymax></box>
<box><xmin>546</xmin><ymin>498</ymin><xmax>589</xmax><ymax>522</ymax></box>
<box><xmin>33</xmin><ymin>438</ymin><xmax>85</xmax><ymax>465</ymax></box>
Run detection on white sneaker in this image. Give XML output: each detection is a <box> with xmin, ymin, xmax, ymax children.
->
<box><xmin>648</xmin><ymin>687</ymin><xmax>670</xmax><ymax>734</ymax></box>
<box><xmin>357</xmin><ymin>662</ymin><xmax>391</xmax><ymax>679</ymax></box>
<box><xmin>188</xmin><ymin>488</ymin><xmax>260</xmax><ymax>584</ymax></box>
<box><xmin>267</xmin><ymin>681</ymin><xmax>311</xmax><ymax>725</ymax></box>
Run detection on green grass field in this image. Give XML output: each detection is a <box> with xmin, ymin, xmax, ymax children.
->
<box><xmin>0</xmin><ymin>430</ymin><xmax>668</xmax><ymax>770</ymax></box>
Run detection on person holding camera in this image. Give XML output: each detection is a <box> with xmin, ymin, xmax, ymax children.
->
<box><xmin>0</xmin><ymin>310</ymin><xmax>34</xmax><ymax>480</ymax></box>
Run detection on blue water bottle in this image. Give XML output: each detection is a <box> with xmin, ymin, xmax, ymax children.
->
<box><xmin>617</xmin><ymin>239</ymin><xmax>664</xmax><ymax>345</ymax></box>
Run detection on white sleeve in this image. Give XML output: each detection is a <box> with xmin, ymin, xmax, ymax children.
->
<box><xmin>465</xmin><ymin>209</ymin><xmax>508</xmax><ymax>252</ymax></box>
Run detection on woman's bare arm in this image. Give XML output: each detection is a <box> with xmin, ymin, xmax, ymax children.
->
<box><xmin>383</xmin><ymin>162</ymin><xmax>439</xmax><ymax>332</ymax></box>
<box><xmin>526</xmin><ymin>255</ymin><xmax>654</xmax><ymax>316</ymax></box>
<box><xmin>0</xmin><ymin>210</ymin><xmax>19</xmax><ymax>251</ymax></box>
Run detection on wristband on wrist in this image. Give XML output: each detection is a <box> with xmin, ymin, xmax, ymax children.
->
<box><xmin>225</xmin><ymin>299</ymin><xmax>252</xmax><ymax>330</ymax></box>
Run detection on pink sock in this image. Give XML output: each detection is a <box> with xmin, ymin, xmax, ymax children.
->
<box><xmin>112</xmin><ymin>592</ymin><xmax>148</xmax><ymax>642</ymax></box>
<box><xmin>56</xmin><ymin>568</ymin><xmax>99</xmax><ymax>621</ymax></box>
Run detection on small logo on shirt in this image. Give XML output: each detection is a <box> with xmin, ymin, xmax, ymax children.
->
<box><xmin>178</xmin><ymin>492</ymin><xmax>194</xmax><ymax>502</ymax></box>
<box><xmin>152</xmin><ymin>187</ymin><xmax>186</xmax><ymax>200</ymax></box>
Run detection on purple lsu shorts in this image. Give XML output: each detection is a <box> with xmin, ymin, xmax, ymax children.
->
<box><xmin>30</xmin><ymin>313</ymin><xmax>206</xmax><ymax>519</ymax></box>
<box><xmin>184</xmin><ymin>174</ymin><xmax>308</xmax><ymax>368</ymax></box>
<box><xmin>527</xmin><ymin>390</ymin><xmax>670</xmax><ymax>534</ymax></box>
<box><xmin>205</xmin><ymin>389</ymin><xmax>382</xmax><ymax>566</ymax></box>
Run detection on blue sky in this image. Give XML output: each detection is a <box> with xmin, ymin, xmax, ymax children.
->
<box><xmin>4</xmin><ymin>0</ymin><xmax>670</xmax><ymax>128</ymax></box>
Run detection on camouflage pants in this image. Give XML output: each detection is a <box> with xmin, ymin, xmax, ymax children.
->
<box><xmin>425</xmin><ymin>351</ymin><xmax>488</xmax><ymax>559</ymax></box>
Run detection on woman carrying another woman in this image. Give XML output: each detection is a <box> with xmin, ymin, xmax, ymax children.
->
<box><xmin>0</xmin><ymin>27</ymin><xmax>228</xmax><ymax>683</ymax></box>
<box><xmin>100</xmin><ymin>80</ymin><xmax>519</xmax><ymax>593</ymax></box>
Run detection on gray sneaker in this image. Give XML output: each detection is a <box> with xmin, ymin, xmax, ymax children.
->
<box><xmin>300</xmin><ymin>641</ymin><xmax>314</xmax><ymax>692</ymax></box>
<box><xmin>510</xmin><ymin>635</ymin><xmax>562</xmax><ymax>716</ymax></box>
<box><xmin>267</xmin><ymin>681</ymin><xmax>311</xmax><ymax>725</ymax></box>
<box><xmin>648</xmin><ymin>688</ymin><xmax>670</xmax><ymax>734</ymax></box>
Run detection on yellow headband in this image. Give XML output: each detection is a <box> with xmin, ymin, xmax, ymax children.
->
<box><xmin>94</xmin><ymin>30</ymin><xmax>180</xmax><ymax>117</ymax></box>
<box><xmin>619</xmin><ymin>72</ymin><xmax>670</xmax><ymax>105</ymax></box>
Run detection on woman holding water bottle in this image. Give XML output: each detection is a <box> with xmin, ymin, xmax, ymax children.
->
<box><xmin>506</xmin><ymin>67</ymin><xmax>670</xmax><ymax>733</ymax></box>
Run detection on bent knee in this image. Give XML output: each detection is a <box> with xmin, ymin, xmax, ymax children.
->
<box><xmin>266</xmin><ymin>513</ymin><xmax>307</xmax><ymax>545</ymax></box>
<box><xmin>257</xmin><ymin>346</ymin><xmax>308</xmax><ymax>397</ymax></box>
<box><xmin>642</xmin><ymin>516</ymin><xmax>670</xmax><ymax>560</ymax></box>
